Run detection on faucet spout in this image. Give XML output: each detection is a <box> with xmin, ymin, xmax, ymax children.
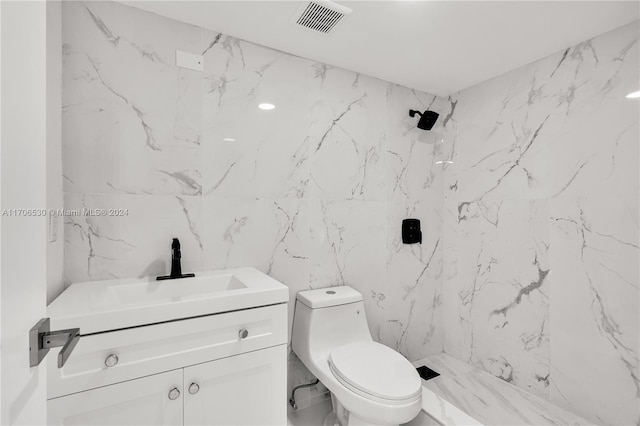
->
<box><xmin>156</xmin><ymin>238</ymin><xmax>195</xmax><ymax>281</ymax></box>
<box><xmin>171</xmin><ymin>238</ymin><xmax>182</xmax><ymax>277</ymax></box>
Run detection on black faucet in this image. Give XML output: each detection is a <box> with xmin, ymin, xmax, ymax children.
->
<box><xmin>156</xmin><ymin>238</ymin><xmax>195</xmax><ymax>281</ymax></box>
<box><xmin>171</xmin><ymin>238</ymin><xmax>182</xmax><ymax>277</ymax></box>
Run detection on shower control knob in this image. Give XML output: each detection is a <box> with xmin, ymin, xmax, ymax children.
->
<box><xmin>104</xmin><ymin>354</ymin><xmax>119</xmax><ymax>368</ymax></box>
<box><xmin>168</xmin><ymin>388</ymin><xmax>180</xmax><ymax>400</ymax></box>
<box><xmin>188</xmin><ymin>383</ymin><xmax>200</xmax><ymax>395</ymax></box>
<box><xmin>238</xmin><ymin>328</ymin><xmax>249</xmax><ymax>340</ymax></box>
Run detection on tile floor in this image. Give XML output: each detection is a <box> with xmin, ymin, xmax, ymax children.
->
<box><xmin>287</xmin><ymin>399</ymin><xmax>333</xmax><ymax>426</ymax></box>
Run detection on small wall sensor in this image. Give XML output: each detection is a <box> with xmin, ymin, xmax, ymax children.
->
<box><xmin>402</xmin><ymin>219</ymin><xmax>422</xmax><ymax>244</ymax></box>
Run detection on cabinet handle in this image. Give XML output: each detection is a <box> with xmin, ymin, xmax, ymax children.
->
<box><xmin>238</xmin><ymin>328</ymin><xmax>249</xmax><ymax>340</ymax></box>
<box><xmin>168</xmin><ymin>387</ymin><xmax>180</xmax><ymax>400</ymax></box>
<box><xmin>104</xmin><ymin>354</ymin><xmax>119</xmax><ymax>368</ymax></box>
<box><xmin>188</xmin><ymin>383</ymin><xmax>200</xmax><ymax>395</ymax></box>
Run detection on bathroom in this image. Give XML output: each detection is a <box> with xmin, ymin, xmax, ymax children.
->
<box><xmin>0</xmin><ymin>1</ymin><xmax>638</xmax><ymax>425</ymax></box>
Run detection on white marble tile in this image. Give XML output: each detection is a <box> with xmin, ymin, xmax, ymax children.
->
<box><xmin>60</xmin><ymin>1</ymin><xmax>448</xmax><ymax>416</ymax></box>
<box><xmin>442</xmin><ymin>21</ymin><xmax>639</xmax><ymax>426</ymax></box>
<box><xmin>385</xmin><ymin>83</ymin><xmax>445</xmax><ymax>204</ymax></box>
<box><xmin>201</xmin><ymin>196</ymin><xmax>308</xmax><ymax>335</ymax></box>
<box><xmin>417</xmin><ymin>353</ymin><xmax>475</xmax><ymax>377</ymax></box>
<box><xmin>200</xmin><ymin>196</ymin><xmax>311</xmax><ymax>407</ymax></box>
<box><xmin>456</xmin><ymin>199</ymin><xmax>550</xmax><ymax>397</ymax></box>
<box><xmin>418</xmin><ymin>387</ymin><xmax>484</xmax><ymax>426</ymax></box>
<box><xmin>287</xmin><ymin>398</ymin><xmax>333</xmax><ymax>426</ymax></box>
<box><xmin>418</xmin><ymin>353</ymin><xmax>592</xmax><ymax>426</ymax></box>
<box><xmin>381</xmin><ymin>201</ymin><xmax>443</xmax><ymax>361</ymax></box>
<box><xmin>425</xmin><ymin>370</ymin><xmax>584</xmax><ymax>426</ymax></box>
<box><xmin>441</xmin><ymin>100</ymin><xmax>461</xmax><ymax>359</ymax></box>
<box><xmin>379</xmin><ymin>83</ymin><xmax>448</xmax><ymax>362</ymax></box>
<box><xmin>309</xmin><ymin>390</ymin><xmax>331</xmax><ymax>408</ymax></box>
<box><xmin>62</xmin><ymin>1</ymin><xmax>202</xmax><ymax>195</ymax></box>
<box><xmin>308</xmin><ymin>199</ymin><xmax>387</xmax><ymax>336</ymax></box>
<box><xmin>201</xmin><ymin>30</ymin><xmax>311</xmax><ymax>199</ymax></box>
<box><xmin>202</xmin><ymin>197</ymin><xmax>307</xmax><ymax>276</ymax></box>
<box><xmin>64</xmin><ymin>192</ymin><xmax>202</xmax><ymax>285</ymax></box>
<box><xmin>453</xmin><ymin>22</ymin><xmax>639</xmax><ymax>203</ymax></box>
<box><xmin>549</xmin><ymin>196</ymin><xmax>639</xmax><ymax>425</ymax></box>
<box><xmin>307</xmin><ymin>66</ymin><xmax>386</xmax><ymax>201</ymax></box>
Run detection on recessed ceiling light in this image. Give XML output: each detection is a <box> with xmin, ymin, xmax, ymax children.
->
<box><xmin>258</xmin><ymin>103</ymin><xmax>276</xmax><ymax>110</ymax></box>
<box><xmin>626</xmin><ymin>91</ymin><xmax>640</xmax><ymax>99</ymax></box>
<box><xmin>223</xmin><ymin>137</ymin><xmax>236</xmax><ymax>142</ymax></box>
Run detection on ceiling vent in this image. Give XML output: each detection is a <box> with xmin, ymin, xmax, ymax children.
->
<box><xmin>292</xmin><ymin>1</ymin><xmax>353</xmax><ymax>35</ymax></box>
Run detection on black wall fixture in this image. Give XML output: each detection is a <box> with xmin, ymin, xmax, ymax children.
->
<box><xmin>409</xmin><ymin>110</ymin><xmax>439</xmax><ymax>130</ymax></box>
<box><xmin>402</xmin><ymin>218</ymin><xmax>422</xmax><ymax>244</ymax></box>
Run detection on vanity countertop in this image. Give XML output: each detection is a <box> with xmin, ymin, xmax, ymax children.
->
<box><xmin>414</xmin><ymin>353</ymin><xmax>593</xmax><ymax>426</ymax></box>
<box><xmin>48</xmin><ymin>267</ymin><xmax>289</xmax><ymax>334</ymax></box>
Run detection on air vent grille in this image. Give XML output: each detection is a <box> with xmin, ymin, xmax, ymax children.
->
<box><xmin>295</xmin><ymin>2</ymin><xmax>349</xmax><ymax>34</ymax></box>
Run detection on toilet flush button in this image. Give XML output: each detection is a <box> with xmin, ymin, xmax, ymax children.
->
<box><xmin>326</xmin><ymin>290</ymin><xmax>336</xmax><ymax>294</ymax></box>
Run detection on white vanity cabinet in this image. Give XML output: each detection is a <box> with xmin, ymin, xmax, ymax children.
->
<box><xmin>48</xmin><ymin>369</ymin><xmax>184</xmax><ymax>426</ymax></box>
<box><xmin>184</xmin><ymin>345</ymin><xmax>286</xmax><ymax>425</ymax></box>
<box><xmin>47</xmin><ymin>301</ymin><xmax>288</xmax><ymax>426</ymax></box>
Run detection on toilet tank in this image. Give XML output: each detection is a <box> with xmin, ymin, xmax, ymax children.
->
<box><xmin>292</xmin><ymin>287</ymin><xmax>373</xmax><ymax>365</ymax></box>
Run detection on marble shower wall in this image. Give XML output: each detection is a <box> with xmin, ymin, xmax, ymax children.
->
<box><xmin>442</xmin><ymin>21</ymin><xmax>639</xmax><ymax>425</ymax></box>
<box><xmin>61</xmin><ymin>0</ymin><xmax>446</xmax><ymax>410</ymax></box>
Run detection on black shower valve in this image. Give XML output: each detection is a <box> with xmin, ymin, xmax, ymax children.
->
<box><xmin>402</xmin><ymin>218</ymin><xmax>422</xmax><ymax>244</ymax></box>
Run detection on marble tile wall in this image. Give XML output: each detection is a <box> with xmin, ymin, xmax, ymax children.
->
<box><xmin>61</xmin><ymin>2</ymin><xmax>637</xmax><ymax>422</ymax></box>
<box><xmin>60</xmin><ymin>1</ymin><xmax>446</xmax><ymax>410</ymax></box>
<box><xmin>442</xmin><ymin>21</ymin><xmax>639</xmax><ymax>425</ymax></box>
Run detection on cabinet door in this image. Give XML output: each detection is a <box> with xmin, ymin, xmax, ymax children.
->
<box><xmin>48</xmin><ymin>369</ymin><xmax>183</xmax><ymax>426</ymax></box>
<box><xmin>184</xmin><ymin>345</ymin><xmax>286</xmax><ymax>426</ymax></box>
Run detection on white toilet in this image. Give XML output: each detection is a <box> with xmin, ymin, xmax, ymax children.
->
<box><xmin>291</xmin><ymin>286</ymin><xmax>422</xmax><ymax>426</ymax></box>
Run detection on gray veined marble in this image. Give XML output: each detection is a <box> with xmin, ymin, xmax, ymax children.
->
<box><xmin>63</xmin><ymin>3</ymin><xmax>447</xmax><ymax>391</ymax></box>
<box><xmin>386</xmin><ymin>84</ymin><xmax>444</xmax><ymax>204</ymax></box>
<box><xmin>307</xmin><ymin>66</ymin><xmax>387</xmax><ymax>201</ymax></box>
<box><xmin>64</xmin><ymin>193</ymin><xmax>203</xmax><ymax>285</ymax></box>
<box><xmin>417</xmin><ymin>353</ymin><xmax>593</xmax><ymax>426</ymax></box>
<box><xmin>63</xmin><ymin>0</ymin><xmax>446</xmax><ymax>404</ymax></box>
<box><xmin>442</xmin><ymin>20</ymin><xmax>639</xmax><ymax>425</ymax></box>
<box><xmin>62</xmin><ymin>1</ymin><xmax>202</xmax><ymax>196</ymax></box>
<box><xmin>455</xmin><ymin>199</ymin><xmax>551</xmax><ymax>397</ymax></box>
<box><xmin>201</xmin><ymin>29</ymin><xmax>311</xmax><ymax>200</ymax></box>
<box><xmin>549</xmin><ymin>196</ymin><xmax>639</xmax><ymax>426</ymax></box>
<box><xmin>61</xmin><ymin>1</ymin><xmax>638</xmax><ymax>423</ymax></box>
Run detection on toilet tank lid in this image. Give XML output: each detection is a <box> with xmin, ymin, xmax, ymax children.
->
<box><xmin>296</xmin><ymin>286</ymin><xmax>362</xmax><ymax>308</ymax></box>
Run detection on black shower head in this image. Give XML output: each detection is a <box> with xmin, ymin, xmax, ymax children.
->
<box><xmin>409</xmin><ymin>110</ymin><xmax>439</xmax><ymax>131</ymax></box>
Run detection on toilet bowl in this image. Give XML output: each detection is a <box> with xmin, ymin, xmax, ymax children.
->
<box><xmin>291</xmin><ymin>286</ymin><xmax>421</xmax><ymax>426</ymax></box>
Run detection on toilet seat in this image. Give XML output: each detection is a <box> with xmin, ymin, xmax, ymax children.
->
<box><xmin>328</xmin><ymin>341</ymin><xmax>421</xmax><ymax>405</ymax></box>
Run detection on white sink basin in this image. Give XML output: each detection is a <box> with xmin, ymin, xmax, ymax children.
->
<box><xmin>48</xmin><ymin>267</ymin><xmax>289</xmax><ymax>334</ymax></box>
<box><xmin>111</xmin><ymin>274</ymin><xmax>246</xmax><ymax>305</ymax></box>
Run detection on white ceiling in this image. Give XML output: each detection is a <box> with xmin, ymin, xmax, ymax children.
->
<box><xmin>122</xmin><ymin>1</ymin><xmax>639</xmax><ymax>96</ymax></box>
